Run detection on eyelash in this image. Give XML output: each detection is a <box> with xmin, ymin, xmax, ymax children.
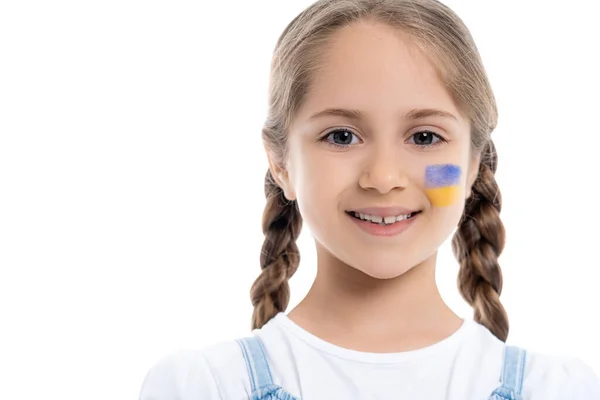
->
<box><xmin>318</xmin><ymin>128</ymin><xmax>448</xmax><ymax>149</ymax></box>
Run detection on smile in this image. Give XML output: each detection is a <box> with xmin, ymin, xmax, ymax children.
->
<box><xmin>346</xmin><ymin>211</ymin><xmax>420</xmax><ymax>226</ymax></box>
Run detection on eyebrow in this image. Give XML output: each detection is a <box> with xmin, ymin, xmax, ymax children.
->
<box><xmin>309</xmin><ymin>107</ymin><xmax>458</xmax><ymax>122</ymax></box>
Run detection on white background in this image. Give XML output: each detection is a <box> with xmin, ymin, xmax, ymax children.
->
<box><xmin>1</xmin><ymin>1</ymin><xmax>599</xmax><ymax>399</ymax></box>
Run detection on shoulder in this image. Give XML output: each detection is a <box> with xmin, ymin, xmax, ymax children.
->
<box><xmin>522</xmin><ymin>351</ymin><xmax>600</xmax><ymax>399</ymax></box>
<box><xmin>138</xmin><ymin>339</ymin><xmax>249</xmax><ymax>400</ymax></box>
<box><xmin>138</xmin><ymin>316</ymin><xmax>292</xmax><ymax>399</ymax></box>
<box><xmin>465</xmin><ymin>320</ymin><xmax>600</xmax><ymax>398</ymax></box>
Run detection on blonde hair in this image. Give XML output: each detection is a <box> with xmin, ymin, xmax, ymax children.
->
<box><xmin>251</xmin><ymin>0</ymin><xmax>508</xmax><ymax>341</ymax></box>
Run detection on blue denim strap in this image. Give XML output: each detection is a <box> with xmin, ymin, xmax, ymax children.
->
<box><xmin>500</xmin><ymin>345</ymin><xmax>527</xmax><ymax>394</ymax></box>
<box><xmin>237</xmin><ymin>336</ymin><xmax>275</xmax><ymax>391</ymax></box>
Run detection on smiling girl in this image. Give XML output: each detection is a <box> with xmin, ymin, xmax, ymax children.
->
<box><xmin>140</xmin><ymin>0</ymin><xmax>600</xmax><ymax>398</ymax></box>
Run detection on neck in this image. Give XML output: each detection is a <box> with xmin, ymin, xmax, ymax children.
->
<box><xmin>288</xmin><ymin>243</ymin><xmax>462</xmax><ymax>352</ymax></box>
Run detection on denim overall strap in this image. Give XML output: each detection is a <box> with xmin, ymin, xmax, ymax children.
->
<box><xmin>490</xmin><ymin>345</ymin><xmax>527</xmax><ymax>399</ymax></box>
<box><xmin>237</xmin><ymin>336</ymin><xmax>275</xmax><ymax>391</ymax></box>
<box><xmin>501</xmin><ymin>346</ymin><xmax>527</xmax><ymax>394</ymax></box>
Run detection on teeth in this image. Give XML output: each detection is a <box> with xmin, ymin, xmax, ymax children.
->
<box><xmin>353</xmin><ymin>211</ymin><xmax>414</xmax><ymax>225</ymax></box>
<box><xmin>384</xmin><ymin>216</ymin><xmax>396</xmax><ymax>224</ymax></box>
<box><xmin>371</xmin><ymin>215</ymin><xmax>383</xmax><ymax>223</ymax></box>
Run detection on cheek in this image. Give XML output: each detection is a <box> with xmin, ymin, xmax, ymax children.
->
<box><xmin>423</xmin><ymin>164</ymin><xmax>464</xmax><ymax>207</ymax></box>
<box><xmin>288</xmin><ymin>147</ymin><xmax>351</xmax><ymax>216</ymax></box>
<box><xmin>294</xmin><ymin>167</ymin><xmax>349</xmax><ymax>245</ymax></box>
<box><xmin>422</xmin><ymin>163</ymin><xmax>468</xmax><ymax>238</ymax></box>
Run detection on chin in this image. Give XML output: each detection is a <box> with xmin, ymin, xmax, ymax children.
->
<box><xmin>352</xmin><ymin>258</ymin><xmax>416</xmax><ymax>280</ymax></box>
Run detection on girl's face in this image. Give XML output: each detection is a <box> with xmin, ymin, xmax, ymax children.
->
<box><xmin>273</xmin><ymin>21</ymin><xmax>479</xmax><ymax>279</ymax></box>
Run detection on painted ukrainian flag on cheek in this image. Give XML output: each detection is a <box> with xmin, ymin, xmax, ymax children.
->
<box><xmin>424</xmin><ymin>164</ymin><xmax>462</xmax><ymax>207</ymax></box>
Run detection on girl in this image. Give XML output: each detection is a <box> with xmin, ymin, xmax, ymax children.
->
<box><xmin>140</xmin><ymin>0</ymin><xmax>600</xmax><ymax>398</ymax></box>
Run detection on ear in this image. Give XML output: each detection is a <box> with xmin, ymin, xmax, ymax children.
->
<box><xmin>466</xmin><ymin>154</ymin><xmax>481</xmax><ymax>200</ymax></box>
<box><xmin>265</xmin><ymin>146</ymin><xmax>296</xmax><ymax>201</ymax></box>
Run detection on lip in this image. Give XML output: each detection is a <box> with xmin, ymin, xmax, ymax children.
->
<box><xmin>348</xmin><ymin>206</ymin><xmax>419</xmax><ymax>217</ymax></box>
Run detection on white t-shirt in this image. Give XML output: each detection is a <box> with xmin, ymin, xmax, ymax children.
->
<box><xmin>139</xmin><ymin>313</ymin><xmax>600</xmax><ymax>399</ymax></box>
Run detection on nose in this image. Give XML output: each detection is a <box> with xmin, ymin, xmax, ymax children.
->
<box><xmin>358</xmin><ymin>144</ymin><xmax>409</xmax><ymax>194</ymax></box>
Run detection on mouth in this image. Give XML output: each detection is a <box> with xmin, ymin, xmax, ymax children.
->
<box><xmin>345</xmin><ymin>210</ymin><xmax>421</xmax><ymax>226</ymax></box>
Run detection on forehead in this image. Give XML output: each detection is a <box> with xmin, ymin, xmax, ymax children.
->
<box><xmin>296</xmin><ymin>21</ymin><xmax>465</xmax><ymax>124</ymax></box>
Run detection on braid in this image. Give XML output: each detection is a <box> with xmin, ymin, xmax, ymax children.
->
<box><xmin>250</xmin><ymin>169</ymin><xmax>302</xmax><ymax>330</ymax></box>
<box><xmin>452</xmin><ymin>140</ymin><xmax>509</xmax><ymax>341</ymax></box>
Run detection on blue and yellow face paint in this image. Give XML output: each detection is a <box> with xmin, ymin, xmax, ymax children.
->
<box><xmin>424</xmin><ymin>164</ymin><xmax>461</xmax><ymax>207</ymax></box>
